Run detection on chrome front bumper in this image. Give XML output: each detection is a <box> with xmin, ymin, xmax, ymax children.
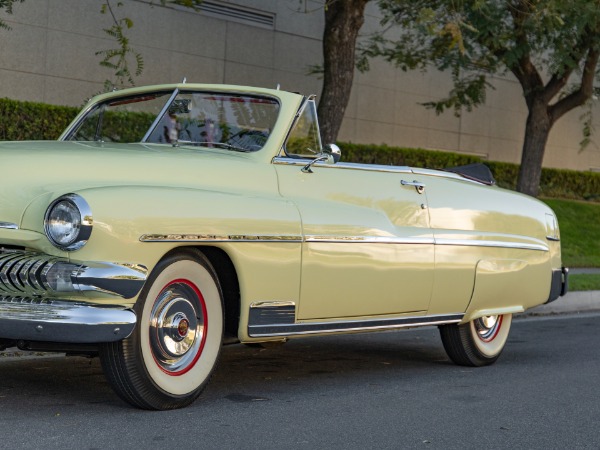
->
<box><xmin>0</xmin><ymin>296</ymin><xmax>136</xmax><ymax>343</ymax></box>
<box><xmin>0</xmin><ymin>250</ymin><xmax>146</xmax><ymax>343</ymax></box>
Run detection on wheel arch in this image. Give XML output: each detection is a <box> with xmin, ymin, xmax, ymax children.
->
<box><xmin>194</xmin><ymin>246</ymin><xmax>240</xmax><ymax>344</ymax></box>
<box><xmin>151</xmin><ymin>246</ymin><xmax>241</xmax><ymax>344</ymax></box>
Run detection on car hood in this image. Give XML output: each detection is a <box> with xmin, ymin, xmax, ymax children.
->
<box><xmin>0</xmin><ymin>140</ymin><xmax>266</xmax><ymax>227</ymax></box>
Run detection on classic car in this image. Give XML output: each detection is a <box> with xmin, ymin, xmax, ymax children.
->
<box><xmin>0</xmin><ymin>83</ymin><xmax>568</xmax><ymax>410</ymax></box>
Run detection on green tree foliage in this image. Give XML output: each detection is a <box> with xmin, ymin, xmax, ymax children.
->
<box><xmin>96</xmin><ymin>1</ymin><xmax>144</xmax><ymax>91</ymax></box>
<box><xmin>97</xmin><ymin>1</ymin><xmax>203</xmax><ymax>92</ymax></box>
<box><xmin>0</xmin><ymin>0</ymin><xmax>24</xmax><ymax>30</ymax></box>
<box><xmin>362</xmin><ymin>0</ymin><xmax>600</xmax><ymax>197</ymax></box>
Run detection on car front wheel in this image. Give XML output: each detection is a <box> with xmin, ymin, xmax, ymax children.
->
<box><xmin>100</xmin><ymin>249</ymin><xmax>223</xmax><ymax>410</ymax></box>
<box><xmin>439</xmin><ymin>314</ymin><xmax>512</xmax><ymax>367</ymax></box>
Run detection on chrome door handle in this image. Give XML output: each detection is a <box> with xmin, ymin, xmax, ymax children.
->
<box><xmin>401</xmin><ymin>179</ymin><xmax>425</xmax><ymax>194</ymax></box>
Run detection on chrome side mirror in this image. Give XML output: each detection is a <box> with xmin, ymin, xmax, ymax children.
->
<box><xmin>322</xmin><ymin>143</ymin><xmax>341</xmax><ymax>164</ymax></box>
<box><xmin>301</xmin><ymin>144</ymin><xmax>342</xmax><ymax>173</ymax></box>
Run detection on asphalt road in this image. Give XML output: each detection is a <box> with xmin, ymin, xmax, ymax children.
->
<box><xmin>0</xmin><ymin>313</ymin><xmax>598</xmax><ymax>449</ymax></box>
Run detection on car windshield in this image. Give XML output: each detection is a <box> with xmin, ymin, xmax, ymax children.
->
<box><xmin>67</xmin><ymin>90</ymin><xmax>280</xmax><ymax>152</ymax></box>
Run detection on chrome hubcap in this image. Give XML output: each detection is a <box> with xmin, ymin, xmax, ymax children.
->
<box><xmin>149</xmin><ymin>281</ymin><xmax>205</xmax><ymax>374</ymax></box>
<box><xmin>473</xmin><ymin>315</ymin><xmax>501</xmax><ymax>342</ymax></box>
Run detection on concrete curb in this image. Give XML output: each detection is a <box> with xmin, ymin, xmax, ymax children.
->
<box><xmin>521</xmin><ymin>290</ymin><xmax>600</xmax><ymax>316</ymax></box>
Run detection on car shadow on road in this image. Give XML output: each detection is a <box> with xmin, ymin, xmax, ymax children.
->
<box><xmin>0</xmin><ymin>328</ymin><xmax>458</xmax><ymax>411</ymax></box>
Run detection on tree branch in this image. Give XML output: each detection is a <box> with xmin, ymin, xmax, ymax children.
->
<box><xmin>542</xmin><ymin>28</ymin><xmax>596</xmax><ymax>103</ymax></box>
<box><xmin>550</xmin><ymin>48</ymin><xmax>600</xmax><ymax>123</ymax></box>
<box><xmin>542</xmin><ymin>71</ymin><xmax>573</xmax><ymax>104</ymax></box>
<box><xmin>509</xmin><ymin>54</ymin><xmax>545</xmax><ymax>109</ymax></box>
<box><xmin>505</xmin><ymin>0</ymin><xmax>545</xmax><ymax>106</ymax></box>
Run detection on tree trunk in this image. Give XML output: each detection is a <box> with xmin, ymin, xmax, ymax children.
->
<box><xmin>516</xmin><ymin>100</ymin><xmax>552</xmax><ymax>197</ymax></box>
<box><xmin>317</xmin><ymin>0</ymin><xmax>369</xmax><ymax>145</ymax></box>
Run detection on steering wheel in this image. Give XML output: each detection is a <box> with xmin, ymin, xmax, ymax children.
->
<box><xmin>225</xmin><ymin>129</ymin><xmax>269</xmax><ymax>151</ymax></box>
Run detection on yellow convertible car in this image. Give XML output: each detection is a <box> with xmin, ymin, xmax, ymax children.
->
<box><xmin>0</xmin><ymin>83</ymin><xmax>568</xmax><ymax>409</ymax></box>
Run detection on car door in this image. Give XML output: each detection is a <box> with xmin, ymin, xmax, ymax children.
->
<box><xmin>274</xmin><ymin>99</ymin><xmax>434</xmax><ymax>320</ymax></box>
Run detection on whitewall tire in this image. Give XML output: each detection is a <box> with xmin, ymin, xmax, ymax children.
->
<box><xmin>439</xmin><ymin>314</ymin><xmax>512</xmax><ymax>367</ymax></box>
<box><xmin>100</xmin><ymin>249</ymin><xmax>223</xmax><ymax>410</ymax></box>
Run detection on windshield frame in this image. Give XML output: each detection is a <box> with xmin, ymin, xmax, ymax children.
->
<box><xmin>61</xmin><ymin>88</ymin><xmax>282</xmax><ymax>153</ymax></box>
<box><xmin>61</xmin><ymin>89</ymin><xmax>175</xmax><ymax>142</ymax></box>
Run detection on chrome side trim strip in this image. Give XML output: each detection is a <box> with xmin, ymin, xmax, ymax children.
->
<box><xmin>251</xmin><ymin>301</ymin><xmax>296</xmax><ymax>308</ymax></box>
<box><xmin>273</xmin><ymin>156</ymin><xmax>413</xmax><ymax>174</ymax></box>
<box><xmin>0</xmin><ymin>222</ymin><xmax>18</xmax><ymax>230</ymax></box>
<box><xmin>435</xmin><ymin>238</ymin><xmax>548</xmax><ymax>252</ymax></box>
<box><xmin>0</xmin><ymin>296</ymin><xmax>136</xmax><ymax>343</ymax></box>
<box><xmin>410</xmin><ymin>167</ymin><xmax>485</xmax><ymax>185</ymax></box>
<box><xmin>273</xmin><ymin>157</ymin><xmax>488</xmax><ymax>184</ymax></box>
<box><xmin>248</xmin><ymin>313</ymin><xmax>463</xmax><ymax>338</ymax></box>
<box><xmin>305</xmin><ymin>235</ymin><xmax>434</xmax><ymax>245</ymax></box>
<box><xmin>139</xmin><ymin>233</ymin><xmax>546</xmax><ymax>251</ymax></box>
<box><xmin>139</xmin><ymin>234</ymin><xmax>303</xmax><ymax>243</ymax></box>
<box><xmin>140</xmin><ymin>234</ymin><xmax>433</xmax><ymax>245</ymax></box>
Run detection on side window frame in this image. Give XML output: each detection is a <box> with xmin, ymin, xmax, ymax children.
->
<box><xmin>282</xmin><ymin>96</ymin><xmax>323</xmax><ymax>159</ymax></box>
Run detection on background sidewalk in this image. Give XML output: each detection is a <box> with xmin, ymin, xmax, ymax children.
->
<box><xmin>524</xmin><ymin>267</ymin><xmax>600</xmax><ymax>315</ymax></box>
<box><xmin>525</xmin><ymin>290</ymin><xmax>600</xmax><ymax>316</ymax></box>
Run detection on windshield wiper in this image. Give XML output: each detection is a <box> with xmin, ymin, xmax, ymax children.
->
<box><xmin>175</xmin><ymin>140</ymin><xmax>250</xmax><ymax>152</ymax></box>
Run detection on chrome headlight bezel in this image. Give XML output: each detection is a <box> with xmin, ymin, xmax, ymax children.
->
<box><xmin>44</xmin><ymin>194</ymin><xmax>93</xmax><ymax>251</ymax></box>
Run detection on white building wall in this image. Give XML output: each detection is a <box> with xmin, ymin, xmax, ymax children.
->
<box><xmin>0</xmin><ymin>0</ymin><xmax>597</xmax><ymax>171</ymax></box>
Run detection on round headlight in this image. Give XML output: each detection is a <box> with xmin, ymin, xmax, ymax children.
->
<box><xmin>44</xmin><ymin>194</ymin><xmax>92</xmax><ymax>251</ymax></box>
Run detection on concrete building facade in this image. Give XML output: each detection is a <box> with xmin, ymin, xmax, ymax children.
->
<box><xmin>0</xmin><ymin>0</ymin><xmax>598</xmax><ymax>171</ymax></box>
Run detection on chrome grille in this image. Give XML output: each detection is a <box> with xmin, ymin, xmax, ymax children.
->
<box><xmin>0</xmin><ymin>250</ymin><xmax>148</xmax><ymax>299</ymax></box>
<box><xmin>0</xmin><ymin>251</ymin><xmax>63</xmax><ymax>296</ymax></box>
<box><xmin>0</xmin><ymin>295</ymin><xmax>56</xmax><ymax>306</ymax></box>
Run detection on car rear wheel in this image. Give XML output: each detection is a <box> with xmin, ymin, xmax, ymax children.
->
<box><xmin>100</xmin><ymin>249</ymin><xmax>223</xmax><ymax>410</ymax></box>
<box><xmin>439</xmin><ymin>314</ymin><xmax>512</xmax><ymax>367</ymax></box>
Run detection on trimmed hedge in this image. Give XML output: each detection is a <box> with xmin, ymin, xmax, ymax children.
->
<box><xmin>0</xmin><ymin>97</ymin><xmax>599</xmax><ymax>201</ymax></box>
<box><xmin>0</xmin><ymin>98</ymin><xmax>78</xmax><ymax>140</ymax></box>
<box><xmin>340</xmin><ymin>142</ymin><xmax>600</xmax><ymax>202</ymax></box>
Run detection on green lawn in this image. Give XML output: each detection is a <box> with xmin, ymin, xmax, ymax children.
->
<box><xmin>569</xmin><ymin>274</ymin><xmax>600</xmax><ymax>291</ymax></box>
<box><xmin>540</xmin><ymin>199</ymin><xmax>600</xmax><ymax>291</ymax></box>
<box><xmin>543</xmin><ymin>198</ymin><xmax>600</xmax><ymax>268</ymax></box>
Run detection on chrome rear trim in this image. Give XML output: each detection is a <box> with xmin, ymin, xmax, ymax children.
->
<box><xmin>248</xmin><ymin>313</ymin><xmax>463</xmax><ymax>338</ymax></box>
<box><xmin>435</xmin><ymin>238</ymin><xmax>548</xmax><ymax>252</ymax></box>
<box><xmin>0</xmin><ymin>296</ymin><xmax>136</xmax><ymax>343</ymax></box>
